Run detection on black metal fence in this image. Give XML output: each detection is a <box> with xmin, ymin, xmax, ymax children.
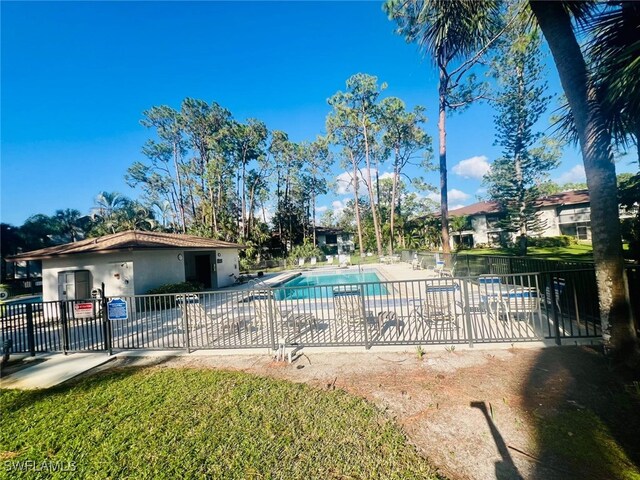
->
<box><xmin>1</xmin><ymin>299</ymin><xmax>107</xmax><ymax>355</ymax></box>
<box><xmin>401</xmin><ymin>250</ymin><xmax>594</xmax><ymax>276</ymax></box>
<box><xmin>4</xmin><ymin>265</ymin><xmax>632</xmax><ymax>355</ymax></box>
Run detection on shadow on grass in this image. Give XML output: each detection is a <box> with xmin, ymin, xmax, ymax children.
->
<box><xmin>522</xmin><ymin>346</ymin><xmax>640</xmax><ymax>479</ymax></box>
<box><xmin>470</xmin><ymin>401</ymin><xmax>523</xmax><ymax>480</ymax></box>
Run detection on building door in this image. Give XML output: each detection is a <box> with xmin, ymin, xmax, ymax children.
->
<box><xmin>195</xmin><ymin>255</ymin><xmax>212</xmax><ymax>289</ymax></box>
<box><xmin>57</xmin><ymin>270</ymin><xmax>91</xmax><ymax>300</ymax></box>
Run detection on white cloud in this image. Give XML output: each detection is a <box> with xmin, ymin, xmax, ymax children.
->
<box><xmin>453</xmin><ymin>155</ymin><xmax>491</xmax><ymax>179</ymax></box>
<box><xmin>449</xmin><ymin>204</ymin><xmax>465</xmax><ymax>211</ymax></box>
<box><xmin>315</xmin><ymin>205</ymin><xmax>328</xmax><ymax>213</ymax></box>
<box><xmin>379</xmin><ymin>171</ymin><xmax>395</xmax><ymax>180</ymax></box>
<box><xmin>332</xmin><ymin>200</ymin><xmax>347</xmax><ymax>217</ymax></box>
<box><xmin>335</xmin><ymin>168</ymin><xmax>380</xmax><ymax>195</ymax></box>
<box><xmin>427</xmin><ymin>189</ymin><xmax>470</xmax><ymax>203</ymax></box>
<box><xmin>558</xmin><ymin>164</ymin><xmax>586</xmax><ymax>184</ymax></box>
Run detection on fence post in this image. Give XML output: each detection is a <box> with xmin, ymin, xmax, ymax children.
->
<box><xmin>101</xmin><ymin>291</ymin><xmax>112</xmax><ymax>355</ymax></box>
<box><xmin>60</xmin><ymin>300</ymin><xmax>69</xmax><ymax>354</ymax></box>
<box><xmin>462</xmin><ymin>278</ymin><xmax>474</xmax><ymax>348</ymax></box>
<box><xmin>266</xmin><ymin>288</ymin><xmax>278</xmax><ymax>351</ymax></box>
<box><xmin>180</xmin><ymin>295</ymin><xmax>190</xmax><ymax>353</ymax></box>
<box><xmin>360</xmin><ymin>286</ymin><xmax>370</xmax><ymax>349</ymax></box>
<box><xmin>26</xmin><ymin>303</ymin><xmax>35</xmax><ymax>357</ymax></box>
<box><xmin>548</xmin><ymin>273</ymin><xmax>561</xmax><ymax>345</ymax></box>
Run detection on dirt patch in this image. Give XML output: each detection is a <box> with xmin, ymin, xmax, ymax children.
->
<box><xmin>104</xmin><ymin>347</ymin><xmax>639</xmax><ymax>480</ymax></box>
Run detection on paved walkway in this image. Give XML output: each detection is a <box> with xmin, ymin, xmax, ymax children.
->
<box><xmin>1</xmin><ymin>352</ymin><xmax>113</xmax><ymax>389</ymax></box>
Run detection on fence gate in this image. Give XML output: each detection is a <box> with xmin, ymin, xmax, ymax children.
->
<box><xmin>1</xmin><ymin>299</ymin><xmax>107</xmax><ymax>354</ymax></box>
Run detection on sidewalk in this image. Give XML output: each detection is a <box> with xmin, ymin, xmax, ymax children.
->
<box><xmin>1</xmin><ymin>352</ymin><xmax>113</xmax><ymax>389</ymax></box>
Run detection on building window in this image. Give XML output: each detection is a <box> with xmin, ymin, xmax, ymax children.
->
<box><xmin>325</xmin><ymin>234</ymin><xmax>337</xmax><ymax>244</ymax></box>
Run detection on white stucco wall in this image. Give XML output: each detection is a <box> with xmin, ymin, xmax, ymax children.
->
<box><xmin>215</xmin><ymin>249</ymin><xmax>239</xmax><ymax>288</ymax></box>
<box><xmin>471</xmin><ymin>216</ymin><xmax>489</xmax><ymax>245</ymax></box>
<box><xmin>131</xmin><ymin>250</ymin><xmax>185</xmax><ymax>294</ymax></box>
<box><xmin>537</xmin><ymin>206</ymin><xmax>560</xmax><ymax>237</ymax></box>
<box><xmin>42</xmin><ymin>248</ymin><xmax>240</xmax><ymax>300</ymax></box>
<box><xmin>42</xmin><ymin>253</ymin><xmax>136</xmax><ymax>302</ymax></box>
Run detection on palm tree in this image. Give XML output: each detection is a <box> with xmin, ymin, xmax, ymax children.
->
<box><xmin>93</xmin><ymin>191</ymin><xmax>126</xmax><ymax>219</ymax></box>
<box><xmin>385</xmin><ymin>0</ymin><xmax>502</xmax><ymax>254</ymax></box>
<box><xmin>553</xmin><ymin>2</ymin><xmax>640</xmax><ymax>162</ymax></box>
<box><xmin>529</xmin><ymin>1</ymin><xmax>638</xmax><ymax>364</ymax></box>
<box><xmin>54</xmin><ymin>209</ymin><xmax>86</xmax><ymax>242</ymax></box>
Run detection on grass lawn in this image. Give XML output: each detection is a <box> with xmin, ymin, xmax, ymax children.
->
<box><xmin>0</xmin><ymin>368</ymin><xmax>440</xmax><ymax>479</ymax></box>
<box><xmin>461</xmin><ymin>243</ymin><xmax>595</xmax><ymax>262</ymax></box>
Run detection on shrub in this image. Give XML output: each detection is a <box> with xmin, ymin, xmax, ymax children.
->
<box><xmin>142</xmin><ymin>281</ymin><xmax>204</xmax><ymax>310</ymax></box>
<box><xmin>146</xmin><ymin>281</ymin><xmax>203</xmax><ymax>295</ymax></box>
<box><xmin>528</xmin><ymin>235</ymin><xmax>576</xmax><ymax>248</ymax></box>
<box><xmin>287</xmin><ymin>241</ymin><xmax>323</xmax><ymax>265</ymax></box>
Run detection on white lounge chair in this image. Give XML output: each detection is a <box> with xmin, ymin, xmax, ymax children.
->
<box><xmin>332</xmin><ymin>288</ymin><xmax>366</xmax><ymax>339</ymax></box>
<box><xmin>298</xmin><ymin>258</ymin><xmax>305</xmax><ymax>267</ymax></box>
<box><xmin>252</xmin><ymin>291</ymin><xmax>316</xmax><ymax>338</ymax></box>
<box><xmin>410</xmin><ymin>282</ymin><xmax>461</xmax><ymax>329</ymax></box>
<box><xmin>178</xmin><ymin>294</ymin><xmax>242</xmax><ymax>337</ymax></box>
<box><xmin>310</xmin><ymin>257</ymin><xmax>317</xmax><ymax>266</ymax></box>
<box><xmin>488</xmin><ymin>286</ymin><xmax>540</xmax><ymax>322</ymax></box>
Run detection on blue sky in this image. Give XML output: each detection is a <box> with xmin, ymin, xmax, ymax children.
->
<box><xmin>1</xmin><ymin>1</ymin><xmax>635</xmax><ymax>226</ymax></box>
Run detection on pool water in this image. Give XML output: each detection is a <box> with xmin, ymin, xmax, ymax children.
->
<box><xmin>276</xmin><ymin>271</ymin><xmax>388</xmax><ymax>300</ymax></box>
<box><xmin>4</xmin><ymin>295</ymin><xmax>43</xmax><ymax>304</ymax></box>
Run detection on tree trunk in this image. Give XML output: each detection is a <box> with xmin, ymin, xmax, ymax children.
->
<box><xmin>248</xmin><ymin>184</ymin><xmax>256</xmax><ymax>240</ymax></box>
<box><xmin>312</xmin><ymin>190</ymin><xmax>317</xmax><ymax>247</ymax></box>
<box><xmin>241</xmin><ymin>152</ymin><xmax>247</xmax><ymax>241</ymax></box>
<box><xmin>438</xmin><ymin>69</ymin><xmax>451</xmax><ymax>254</ymax></box>
<box><xmin>350</xmin><ymin>150</ymin><xmax>365</xmax><ymax>257</ymax></box>
<box><xmin>362</xmin><ymin>117</ymin><xmax>384</xmax><ymax>256</ymax></box>
<box><xmin>390</xmin><ymin>148</ymin><xmax>400</xmax><ymax>255</ymax></box>
<box><xmin>172</xmin><ymin>142</ymin><xmax>187</xmax><ymax>233</ymax></box>
<box><xmin>530</xmin><ymin>0</ymin><xmax>637</xmax><ymax>362</ymax></box>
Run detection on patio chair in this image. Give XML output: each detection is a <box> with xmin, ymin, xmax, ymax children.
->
<box><xmin>298</xmin><ymin>258</ymin><xmax>305</xmax><ymax>267</ymax></box>
<box><xmin>332</xmin><ymin>287</ymin><xmax>367</xmax><ymax>339</ymax></box>
<box><xmin>179</xmin><ymin>294</ymin><xmax>242</xmax><ymax>337</ymax></box>
<box><xmin>310</xmin><ymin>257</ymin><xmax>317</xmax><ymax>266</ymax></box>
<box><xmin>326</xmin><ymin>255</ymin><xmax>334</xmax><ymax>264</ymax></box>
<box><xmin>490</xmin><ymin>287</ymin><xmax>539</xmax><ymax>322</ymax></box>
<box><xmin>252</xmin><ymin>291</ymin><xmax>316</xmax><ymax>338</ymax></box>
<box><xmin>410</xmin><ymin>281</ymin><xmax>461</xmax><ymax>329</ymax></box>
<box><xmin>411</xmin><ymin>258</ymin><xmax>422</xmax><ymax>270</ymax></box>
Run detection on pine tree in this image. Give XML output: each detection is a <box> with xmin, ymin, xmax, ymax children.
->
<box><xmin>484</xmin><ymin>17</ymin><xmax>559</xmax><ymax>255</ymax></box>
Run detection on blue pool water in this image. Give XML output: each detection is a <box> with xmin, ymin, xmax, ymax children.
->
<box><xmin>276</xmin><ymin>271</ymin><xmax>388</xmax><ymax>300</ymax></box>
<box><xmin>4</xmin><ymin>295</ymin><xmax>43</xmax><ymax>304</ymax></box>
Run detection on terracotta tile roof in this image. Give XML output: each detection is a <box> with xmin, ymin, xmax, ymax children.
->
<box><xmin>8</xmin><ymin>230</ymin><xmax>244</xmax><ymax>261</ymax></box>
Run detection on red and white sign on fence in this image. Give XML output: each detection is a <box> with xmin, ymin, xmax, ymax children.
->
<box><xmin>74</xmin><ymin>302</ymin><xmax>94</xmax><ymax>319</ymax></box>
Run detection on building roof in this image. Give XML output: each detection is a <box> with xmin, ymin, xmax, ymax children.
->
<box><xmin>536</xmin><ymin>189</ymin><xmax>590</xmax><ymax>207</ymax></box>
<box><xmin>448</xmin><ymin>201</ymin><xmax>501</xmax><ymax>217</ymax></box>
<box><xmin>8</xmin><ymin>230</ymin><xmax>244</xmax><ymax>261</ymax></box>
<box><xmin>448</xmin><ymin>190</ymin><xmax>591</xmax><ymax>217</ymax></box>
<box><xmin>314</xmin><ymin>227</ymin><xmax>352</xmax><ymax>235</ymax></box>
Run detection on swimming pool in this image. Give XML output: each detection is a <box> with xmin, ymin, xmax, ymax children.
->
<box><xmin>275</xmin><ymin>270</ymin><xmax>388</xmax><ymax>300</ymax></box>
